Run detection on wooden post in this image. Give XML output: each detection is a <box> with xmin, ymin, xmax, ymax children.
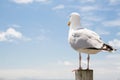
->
<box><xmin>75</xmin><ymin>69</ymin><xmax>93</xmax><ymax>80</ymax></box>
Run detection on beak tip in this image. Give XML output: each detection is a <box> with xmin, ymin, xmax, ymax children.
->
<box><xmin>68</xmin><ymin>21</ymin><xmax>71</xmax><ymax>26</ymax></box>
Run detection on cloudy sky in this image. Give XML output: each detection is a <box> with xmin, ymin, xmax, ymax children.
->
<box><xmin>0</xmin><ymin>0</ymin><xmax>120</xmax><ymax>80</ymax></box>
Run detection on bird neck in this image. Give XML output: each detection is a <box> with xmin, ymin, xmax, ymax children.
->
<box><xmin>70</xmin><ymin>23</ymin><xmax>81</xmax><ymax>30</ymax></box>
<box><xmin>70</xmin><ymin>17</ymin><xmax>81</xmax><ymax>30</ymax></box>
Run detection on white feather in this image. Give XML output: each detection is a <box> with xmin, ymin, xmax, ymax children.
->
<box><xmin>68</xmin><ymin>12</ymin><xmax>104</xmax><ymax>54</ymax></box>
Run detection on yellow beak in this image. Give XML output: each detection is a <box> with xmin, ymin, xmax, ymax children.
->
<box><xmin>67</xmin><ymin>21</ymin><xmax>71</xmax><ymax>27</ymax></box>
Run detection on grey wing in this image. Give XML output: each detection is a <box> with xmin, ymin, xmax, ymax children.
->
<box><xmin>72</xmin><ymin>29</ymin><xmax>104</xmax><ymax>49</ymax></box>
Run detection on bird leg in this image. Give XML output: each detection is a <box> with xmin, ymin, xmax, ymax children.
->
<box><xmin>72</xmin><ymin>52</ymin><xmax>82</xmax><ymax>72</ymax></box>
<box><xmin>87</xmin><ymin>54</ymin><xmax>90</xmax><ymax>70</ymax></box>
<box><xmin>79</xmin><ymin>52</ymin><xmax>82</xmax><ymax>70</ymax></box>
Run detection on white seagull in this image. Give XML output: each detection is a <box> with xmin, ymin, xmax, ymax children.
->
<box><xmin>68</xmin><ymin>12</ymin><xmax>116</xmax><ymax>70</ymax></box>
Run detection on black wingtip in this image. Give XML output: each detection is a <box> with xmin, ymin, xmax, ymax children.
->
<box><xmin>102</xmin><ymin>43</ymin><xmax>115</xmax><ymax>52</ymax></box>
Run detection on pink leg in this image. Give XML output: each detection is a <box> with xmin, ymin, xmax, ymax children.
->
<box><xmin>87</xmin><ymin>54</ymin><xmax>90</xmax><ymax>70</ymax></box>
<box><xmin>79</xmin><ymin>52</ymin><xmax>82</xmax><ymax>70</ymax></box>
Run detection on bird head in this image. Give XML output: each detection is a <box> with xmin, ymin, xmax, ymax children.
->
<box><xmin>68</xmin><ymin>12</ymin><xmax>80</xmax><ymax>28</ymax></box>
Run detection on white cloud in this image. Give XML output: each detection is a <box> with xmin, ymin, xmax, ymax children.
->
<box><xmin>10</xmin><ymin>24</ymin><xmax>22</xmax><ymax>28</ymax></box>
<box><xmin>0</xmin><ymin>28</ymin><xmax>30</xmax><ymax>42</ymax></box>
<box><xmin>108</xmin><ymin>39</ymin><xmax>120</xmax><ymax>49</ymax></box>
<box><xmin>66</xmin><ymin>4</ymin><xmax>112</xmax><ymax>13</ymax></box>
<box><xmin>0</xmin><ymin>28</ymin><xmax>22</xmax><ymax>42</ymax></box>
<box><xmin>91</xmin><ymin>54</ymin><xmax>120</xmax><ymax>80</ymax></box>
<box><xmin>102</xmin><ymin>19</ymin><xmax>120</xmax><ymax>27</ymax></box>
<box><xmin>63</xmin><ymin>61</ymin><xmax>73</xmax><ymax>66</ymax></box>
<box><xmin>0</xmin><ymin>32</ymin><xmax>6</xmax><ymax>41</ymax></box>
<box><xmin>79</xmin><ymin>5</ymin><xmax>98</xmax><ymax>12</ymax></box>
<box><xmin>57</xmin><ymin>60</ymin><xmax>88</xmax><ymax>68</ymax></box>
<box><xmin>12</xmin><ymin>0</ymin><xmax>33</xmax><ymax>4</ymax></box>
<box><xmin>81</xmin><ymin>21</ymin><xmax>93</xmax><ymax>28</ymax></box>
<box><xmin>83</xmin><ymin>16</ymin><xmax>103</xmax><ymax>22</ymax></box>
<box><xmin>52</xmin><ymin>4</ymin><xmax>65</xmax><ymax>10</ymax></box>
<box><xmin>12</xmin><ymin>0</ymin><xmax>51</xmax><ymax>4</ymax></box>
<box><xmin>0</xmin><ymin>68</ymin><xmax>74</xmax><ymax>79</ymax></box>
<box><xmin>6</xmin><ymin>28</ymin><xmax>22</xmax><ymax>39</ymax></box>
<box><xmin>0</xmin><ymin>69</ymin><xmax>48</xmax><ymax>79</ymax></box>
<box><xmin>35</xmin><ymin>0</ymin><xmax>51</xmax><ymax>3</ymax></box>
<box><xmin>117</xmin><ymin>32</ymin><xmax>120</xmax><ymax>36</ymax></box>
<box><xmin>106</xmin><ymin>54</ymin><xmax>120</xmax><ymax>59</ymax></box>
<box><xmin>80</xmin><ymin>0</ymin><xmax>95</xmax><ymax>3</ymax></box>
<box><xmin>0</xmin><ymin>56</ymin><xmax>120</xmax><ymax>80</ymax></box>
<box><xmin>57</xmin><ymin>60</ymin><xmax>73</xmax><ymax>66</ymax></box>
<box><xmin>109</xmin><ymin>0</ymin><xmax>120</xmax><ymax>5</ymax></box>
<box><xmin>95</xmin><ymin>29</ymin><xmax>110</xmax><ymax>35</ymax></box>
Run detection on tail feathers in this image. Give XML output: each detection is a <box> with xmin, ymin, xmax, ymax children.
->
<box><xmin>102</xmin><ymin>44</ymin><xmax>116</xmax><ymax>52</ymax></box>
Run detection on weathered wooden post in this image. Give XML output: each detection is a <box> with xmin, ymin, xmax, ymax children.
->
<box><xmin>75</xmin><ymin>69</ymin><xmax>93</xmax><ymax>80</ymax></box>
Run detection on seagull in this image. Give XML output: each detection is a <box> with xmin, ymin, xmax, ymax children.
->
<box><xmin>68</xmin><ymin>12</ymin><xmax>116</xmax><ymax>70</ymax></box>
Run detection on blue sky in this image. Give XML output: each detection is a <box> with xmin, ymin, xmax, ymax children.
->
<box><xmin>0</xmin><ymin>0</ymin><xmax>120</xmax><ymax>80</ymax></box>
